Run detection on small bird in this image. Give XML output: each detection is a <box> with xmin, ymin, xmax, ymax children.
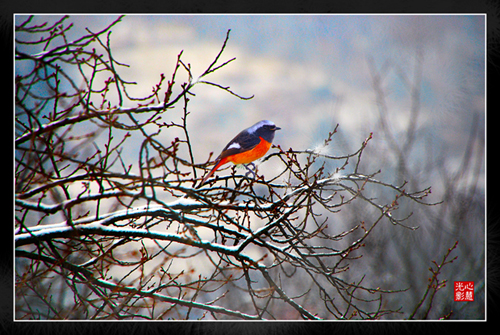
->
<box><xmin>198</xmin><ymin>120</ymin><xmax>281</xmax><ymax>187</ymax></box>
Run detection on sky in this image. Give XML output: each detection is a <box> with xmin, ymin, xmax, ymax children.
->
<box><xmin>110</xmin><ymin>15</ymin><xmax>485</xmax><ymax>190</ymax></box>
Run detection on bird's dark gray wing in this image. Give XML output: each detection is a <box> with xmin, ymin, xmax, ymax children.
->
<box><xmin>217</xmin><ymin>130</ymin><xmax>261</xmax><ymax>160</ymax></box>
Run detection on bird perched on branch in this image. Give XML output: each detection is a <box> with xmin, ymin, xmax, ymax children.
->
<box><xmin>198</xmin><ymin>120</ymin><xmax>281</xmax><ymax>187</ymax></box>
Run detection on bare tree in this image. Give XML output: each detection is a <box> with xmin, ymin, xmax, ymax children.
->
<box><xmin>363</xmin><ymin>41</ymin><xmax>484</xmax><ymax>319</ymax></box>
<box><xmin>15</xmin><ymin>15</ymin><xmax>455</xmax><ymax>320</ymax></box>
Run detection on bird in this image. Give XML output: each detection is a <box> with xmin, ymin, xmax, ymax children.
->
<box><xmin>198</xmin><ymin>120</ymin><xmax>281</xmax><ymax>187</ymax></box>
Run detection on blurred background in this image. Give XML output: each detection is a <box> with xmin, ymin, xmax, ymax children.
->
<box><xmin>15</xmin><ymin>14</ymin><xmax>485</xmax><ymax>319</ymax></box>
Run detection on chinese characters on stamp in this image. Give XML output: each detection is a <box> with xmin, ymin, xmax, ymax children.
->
<box><xmin>454</xmin><ymin>281</ymin><xmax>474</xmax><ymax>302</ymax></box>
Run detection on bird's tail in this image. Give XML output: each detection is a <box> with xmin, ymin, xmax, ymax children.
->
<box><xmin>197</xmin><ymin>159</ymin><xmax>226</xmax><ymax>188</ymax></box>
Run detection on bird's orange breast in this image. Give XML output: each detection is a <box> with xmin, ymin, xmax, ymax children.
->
<box><xmin>225</xmin><ymin>137</ymin><xmax>272</xmax><ymax>165</ymax></box>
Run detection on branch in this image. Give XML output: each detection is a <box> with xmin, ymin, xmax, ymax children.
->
<box><xmin>16</xmin><ymin>249</ymin><xmax>261</xmax><ymax>320</ymax></box>
<box><xmin>408</xmin><ymin>240</ymin><xmax>459</xmax><ymax>319</ymax></box>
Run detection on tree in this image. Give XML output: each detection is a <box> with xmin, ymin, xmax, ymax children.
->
<box><xmin>15</xmin><ymin>15</ymin><xmax>455</xmax><ymax>320</ymax></box>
